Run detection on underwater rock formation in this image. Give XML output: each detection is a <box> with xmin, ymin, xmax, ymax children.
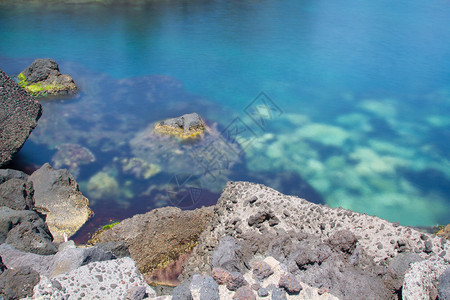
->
<box><xmin>51</xmin><ymin>143</ymin><xmax>95</xmax><ymax>178</ymax></box>
<box><xmin>28</xmin><ymin>163</ymin><xmax>93</xmax><ymax>243</ymax></box>
<box><xmin>0</xmin><ymin>69</ymin><xmax>42</xmax><ymax>167</ymax></box>
<box><xmin>18</xmin><ymin>58</ymin><xmax>77</xmax><ymax>97</ymax></box>
<box><xmin>154</xmin><ymin>112</ymin><xmax>206</xmax><ymax>141</ymax></box>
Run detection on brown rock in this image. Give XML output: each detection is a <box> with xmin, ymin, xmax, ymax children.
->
<box><xmin>233</xmin><ymin>286</ymin><xmax>256</xmax><ymax>300</ymax></box>
<box><xmin>88</xmin><ymin>205</ymin><xmax>214</xmax><ymax>285</ymax></box>
<box><xmin>436</xmin><ymin>224</ymin><xmax>450</xmax><ymax>240</ymax></box>
<box><xmin>212</xmin><ymin>267</ymin><xmax>231</xmax><ymax>284</ymax></box>
<box><xmin>279</xmin><ymin>272</ymin><xmax>302</xmax><ymax>294</ymax></box>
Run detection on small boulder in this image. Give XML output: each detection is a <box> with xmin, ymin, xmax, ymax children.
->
<box><xmin>0</xmin><ymin>178</ymin><xmax>34</xmax><ymax>210</ymax></box>
<box><xmin>0</xmin><ymin>207</ymin><xmax>57</xmax><ymax>255</ymax></box>
<box><xmin>211</xmin><ymin>236</ymin><xmax>245</xmax><ymax>273</ymax></box>
<box><xmin>278</xmin><ymin>273</ymin><xmax>302</xmax><ymax>294</ymax></box>
<box><xmin>0</xmin><ymin>266</ymin><xmax>39</xmax><ymax>299</ymax></box>
<box><xmin>233</xmin><ymin>286</ymin><xmax>256</xmax><ymax>300</ymax></box>
<box><xmin>154</xmin><ymin>113</ymin><xmax>206</xmax><ymax>140</ymax></box>
<box><xmin>0</xmin><ymin>69</ymin><xmax>42</xmax><ymax>166</ymax></box>
<box><xmin>18</xmin><ymin>58</ymin><xmax>77</xmax><ymax>97</ymax></box>
<box><xmin>28</xmin><ymin>163</ymin><xmax>93</xmax><ymax>242</ymax></box>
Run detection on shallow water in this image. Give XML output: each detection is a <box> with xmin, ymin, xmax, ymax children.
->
<box><xmin>1</xmin><ymin>0</ymin><xmax>450</xmax><ymax>237</ymax></box>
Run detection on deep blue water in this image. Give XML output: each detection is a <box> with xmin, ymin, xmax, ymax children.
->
<box><xmin>1</xmin><ymin>0</ymin><xmax>450</xmax><ymax>235</ymax></box>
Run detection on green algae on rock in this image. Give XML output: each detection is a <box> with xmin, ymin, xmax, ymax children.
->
<box><xmin>18</xmin><ymin>59</ymin><xmax>77</xmax><ymax>98</ymax></box>
<box><xmin>154</xmin><ymin>113</ymin><xmax>206</xmax><ymax>141</ymax></box>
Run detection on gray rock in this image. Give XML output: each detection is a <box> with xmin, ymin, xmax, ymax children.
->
<box><xmin>50</xmin><ymin>246</ymin><xmax>116</xmax><ymax>277</ymax></box>
<box><xmin>159</xmin><ymin>112</ymin><xmax>204</xmax><ymax>134</ymax></box>
<box><xmin>125</xmin><ymin>286</ymin><xmax>147</xmax><ymax>300</ymax></box>
<box><xmin>0</xmin><ymin>169</ymin><xmax>29</xmax><ymax>184</ymax></box>
<box><xmin>258</xmin><ymin>287</ymin><xmax>269</xmax><ymax>297</ymax></box>
<box><xmin>326</xmin><ymin>230</ymin><xmax>357</xmax><ymax>254</ymax></box>
<box><xmin>388</xmin><ymin>252</ymin><xmax>423</xmax><ymax>278</ymax></box>
<box><xmin>95</xmin><ymin>241</ymin><xmax>130</xmax><ymax>258</ymax></box>
<box><xmin>0</xmin><ymin>69</ymin><xmax>42</xmax><ymax>167</ymax></box>
<box><xmin>226</xmin><ymin>271</ymin><xmax>247</xmax><ymax>291</ymax></box>
<box><xmin>32</xmin><ymin>257</ymin><xmax>156</xmax><ymax>299</ymax></box>
<box><xmin>211</xmin><ymin>236</ymin><xmax>244</xmax><ymax>273</ymax></box>
<box><xmin>271</xmin><ymin>288</ymin><xmax>287</xmax><ymax>300</ymax></box>
<box><xmin>0</xmin><ymin>207</ymin><xmax>56</xmax><ymax>255</ymax></box>
<box><xmin>0</xmin><ymin>178</ymin><xmax>34</xmax><ymax>210</ymax></box>
<box><xmin>199</xmin><ymin>276</ymin><xmax>220</xmax><ymax>300</ymax></box>
<box><xmin>29</xmin><ymin>163</ymin><xmax>93</xmax><ymax>242</ymax></box>
<box><xmin>21</xmin><ymin>58</ymin><xmax>60</xmax><ymax>84</ymax></box>
<box><xmin>172</xmin><ymin>279</ymin><xmax>193</xmax><ymax>300</ymax></box>
<box><xmin>252</xmin><ymin>260</ymin><xmax>274</xmax><ymax>281</ymax></box>
<box><xmin>438</xmin><ymin>267</ymin><xmax>450</xmax><ymax>300</ymax></box>
<box><xmin>0</xmin><ymin>266</ymin><xmax>39</xmax><ymax>299</ymax></box>
<box><xmin>0</xmin><ymin>243</ymin><xmax>54</xmax><ymax>275</ymax></box>
<box><xmin>403</xmin><ymin>257</ymin><xmax>448</xmax><ymax>300</ymax></box>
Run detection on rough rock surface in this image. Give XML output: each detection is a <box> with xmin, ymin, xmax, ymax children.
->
<box><xmin>0</xmin><ymin>207</ymin><xmax>57</xmax><ymax>255</ymax></box>
<box><xmin>32</xmin><ymin>257</ymin><xmax>157</xmax><ymax>299</ymax></box>
<box><xmin>28</xmin><ymin>163</ymin><xmax>93</xmax><ymax>242</ymax></box>
<box><xmin>0</xmin><ymin>265</ymin><xmax>39</xmax><ymax>299</ymax></box>
<box><xmin>402</xmin><ymin>257</ymin><xmax>448</xmax><ymax>300</ymax></box>
<box><xmin>181</xmin><ymin>181</ymin><xmax>450</xmax><ymax>299</ymax></box>
<box><xmin>0</xmin><ymin>68</ymin><xmax>42</xmax><ymax>167</ymax></box>
<box><xmin>89</xmin><ymin>206</ymin><xmax>214</xmax><ymax>285</ymax></box>
<box><xmin>154</xmin><ymin>112</ymin><xmax>206</xmax><ymax>140</ymax></box>
<box><xmin>439</xmin><ymin>267</ymin><xmax>450</xmax><ymax>300</ymax></box>
<box><xmin>0</xmin><ymin>243</ymin><xmax>114</xmax><ymax>278</ymax></box>
<box><xmin>18</xmin><ymin>58</ymin><xmax>77</xmax><ymax>97</ymax></box>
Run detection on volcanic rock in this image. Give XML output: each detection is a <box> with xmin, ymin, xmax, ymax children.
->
<box><xmin>0</xmin><ymin>69</ymin><xmax>42</xmax><ymax>166</ymax></box>
<box><xmin>28</xmin><ymin>163</ymin><xmax>93</xmax><ymax>242</ymax></box>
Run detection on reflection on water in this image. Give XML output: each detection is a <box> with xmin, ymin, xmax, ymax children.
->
<box><xmin>1</xmin><ymin>0</ymin><xmax>450</xmax><ymax>234</ymax></box>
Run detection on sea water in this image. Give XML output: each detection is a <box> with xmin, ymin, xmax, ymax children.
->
<box><xmin>1</xmin><ymin>0</ymin><xmax>449</xmax><ymax>237</ymax></box>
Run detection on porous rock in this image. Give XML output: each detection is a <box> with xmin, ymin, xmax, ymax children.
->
<box><xmin>402</xmin><ymin>257</ymin><xmax>448</xmax><ymax>300</ymax></box>
<box><xmin>438</xmin><ymin>267</ymin><xmax>450</xmax><ymax>300</ymax></box>
<box><xmin>0</xmin><ymin>69</ymin><xmax>42</xmax><ymax>166</ymax></box>
<box><xmin>28</xmin><ymin>163</ymin><xmax>93</xmax><ymax>242</ymax></box>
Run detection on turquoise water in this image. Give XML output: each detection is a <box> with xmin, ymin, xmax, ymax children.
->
<box><xmin>1</xmin><ymin>0</ymin><xmax>450</xmax><ymax>232</ymax></box>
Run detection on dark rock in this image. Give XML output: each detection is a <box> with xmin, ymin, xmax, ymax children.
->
<box><xmin>0</xmin><ymin>266</ymin><xmax>39</xmax><ymax>299</ymax></box>
<box><xmin>154</xmin><ymin>112</ymin><xmax>205</xmax><ymax>140</ymax></box>
<box><xmin>248</xmin><ymin>211</ymin><xmax>279</xmax><ymax>228</ymax></box>
<box><xmin>226</xmin><ymin>271</ymin><xmax>247</xmax><ymax>291</ymax></box>
<box><xmin>271</xmin><ymin>288</ymin><xmax>287</xmax><ymax>300</ymax></box>
<box><xmin>19</xmin><ymin>58</ymin><xmax>77</xmax><ymax>97</ymax></box>
<box><xmin>200</xmin><ymin>276</ymin><xmax>220</xmax><ymax>300</ymax></box>
<box><xmin>0</xmin><ymin>178</ymin><xmax>34</xmax><ymax>210</ymax></box>
<box><xmin>211</xmin><ymin>236</ymin><xmax>245</xmax><ymax>273</ymax></box>
<box><xmin>278</xmin><ymin>273</ymin><xmax>302</xmax><ymax>294</ymax></box>
<box><xmin>233</xmin><ymin>286</ymin><xmax>256</xmax><ymax>300</ymax></box>
<box><xmin>0</xmin><ymin>207</ymin><xmax>56</xmax><ymax>255</ymax></box>
<box><xmin>95</xmin><ymin>241</ymin><xmax>130</xmax><ymax>258</ymax></box>
<box><xmin>211</xmin><ymin>267</ymin><xmax>230</xmax><ymax>285</ymax></box>
<box><xmin>0</xmin><ymin>69</ymin><xmax>42</xmax><ymax>167</ymax></box>
<box><xmin>172</xmin><ymin>279</ymin><xmax>192</xmax><ymax>300</ymax></box>
<box><xmin>327</xmin><ymin>230</ymin><xmax>357</xmax><ymax>254</ymax></box>
<box><xmin>0</xmin><ymin>257</ymin><xmax>5</xmax><ymax>274</ymax></box>
<box><xmin>438</xmin><ymin>267</ymin><xmax>450</xmax><ymax>300</ymax></box>
<box><xmin>29</xmin><ymin>163</ymin><xmax>93</xmax><ymax>242</ymax></box>
<box><xmin>252</xmin><ymin>260</ymin><xmax>274</xmax><ymax>281</ymax></box>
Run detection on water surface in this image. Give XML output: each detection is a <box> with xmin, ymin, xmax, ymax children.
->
<box><xmin>1</xmin><ymin>0</ymin><xmax>450</xmax><ymax>237</ymax></box>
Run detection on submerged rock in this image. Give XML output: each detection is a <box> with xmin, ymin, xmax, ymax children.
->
<box><xmin>28</xmin><ymin>163</ymin><xmax>93</xmax><ymax>242</ymax></box>
<box><xmin>0</xmin><ymin>68</ymin><xmax>42</xmax><ymax>167</ymax></box>
<box><xmin>51</xmin><ymin>143</ymin><xmax>95</xmax><ymax>177</ymax></box>
<box><xmin>154</xmin><ymin>112</ymin><xmax>206</xmax><ymax>141</ymax></box>
<box><xmin>87</xmin><ymin>170</ymin><xmax>121</xmax><ymax>200</ymax></box>
<box><xmin>121</xmin><ymin>157</ymin><xmax>161</xmax><ymax>180</ymax></box>
<box><xmin>18</xmin><ymin>58</ymin><xmax>77</xmax><ymax>97</ymax></box>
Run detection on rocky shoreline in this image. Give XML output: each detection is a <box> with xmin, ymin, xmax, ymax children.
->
<box><xmin>1</xmin><ymin>64</ymin><xmax>449</xmax><ymax>299</ymax></box>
